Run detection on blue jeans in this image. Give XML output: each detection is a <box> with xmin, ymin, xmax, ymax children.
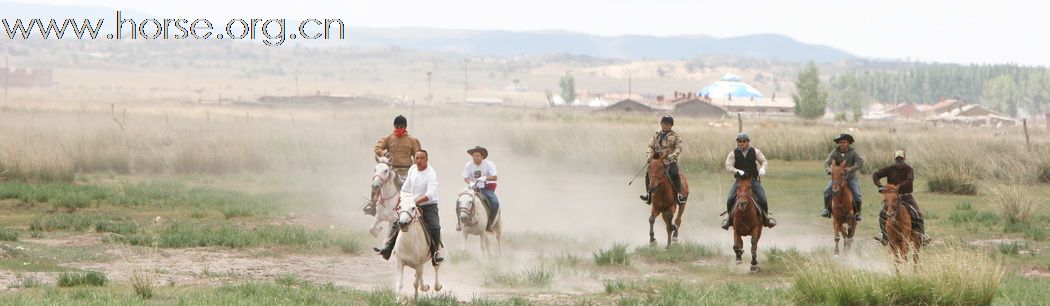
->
<box><xmin>479</xmin><ymin>188</ymin><xmax>500</xmax><ymax>212</ymax></box>
<box><xmin>824</xmin><ymin>177</ymin><xmax>862</xmax><ymax>206</ymax></box>
<box><xmin>727</xmin><ymin>179</ymin><xmax>768</xmax><ymax>214</ymax></box>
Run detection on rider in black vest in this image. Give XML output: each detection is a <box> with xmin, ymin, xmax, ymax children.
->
<box><xmin>722</xmin><ymin>132</ymin><xmax>775</xmax><ymax>230</ymax></box>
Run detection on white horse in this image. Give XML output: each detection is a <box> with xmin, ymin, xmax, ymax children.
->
<box><xmin>393</xmin><ymin>193</ymin><xmax>442</xmax><ymax>298</ymax></box>
<box><xmin>367</xmin><ymin>157</ymin><xmax>400</xmax><ymax>237</ymax></box>
<box><xmin>456</xmin><ymin>184</ymin><xmax>501</xmax><ymax>256</ymax></box>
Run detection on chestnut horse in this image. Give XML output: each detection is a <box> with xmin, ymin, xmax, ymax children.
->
<box><xmin>829</xmin><ymin>160</ymin><xmax>857</xmax><ymax>255</ymax></box>
<box><xmin>882</xmin><ymin>184</ymin><xmax>920</xmax><ymax>263</ymax></box>
<box><xmin>647</xmin><ymin>152</ymin><xmax>689</xmax><ymax>248</ymax></box>
<box><xmin>731</xmin><ymin>177</ymin><xmax>762</xmax><ymax>271</ymax></box>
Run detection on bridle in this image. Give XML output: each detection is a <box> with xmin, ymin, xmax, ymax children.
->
<box><xmin>456</xmin><ymin>188</ymin><xmax>480</xmax><ymax>226</ymax></box>
<box><xmin>372</xmin><ymin>162</ymin><xmax>399</xmax><ymax>204</ymax></box>
<box><xmin>735</xmin><ymin>178</ymin><xmax>755</xmax><ymax>212</ymax></box>
<box><xmin>397</xmin><ymin>205</ymin><xmax>421</xmax><ymax>232</ymax></box>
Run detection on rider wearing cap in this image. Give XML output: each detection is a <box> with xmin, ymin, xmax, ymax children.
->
<box><xmin>873</xmin><ymin>150</ymin><xmax>929</xmax><ymax>245</ymax></box>
<box><xmin>722</xmin><ymin>132</ymin><xmax>776</xmax><ymax>229</ymax></box>
<box><xmin>639</xmin><ymin>115</ymin><xmax>686</xmax><ymax>205</ymax></box>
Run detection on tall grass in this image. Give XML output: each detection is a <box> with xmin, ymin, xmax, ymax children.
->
<box><xmin>633</xmin><ymin>241</ymin><xmax>718</xmax><ymax>263</ymax></box>
<box><xmin>986</xmin><ymin>185</ymin><xmax>1039</xmax><ymax>225</ymax></box>
<box><xmin>792</xmin><ymin>247</ymin><xmax>1004</xmax><ymax>305</ymax></box>
<box><xmin>483</xmin><ymin>266</ymin><xmax>554</xmax><ymax>287</ymax></box>
<box><xmin>593</xmin><ymin>242</ymin><xmax>631</xmax><ymax>266</ymax></box>
<box><xmin>2</xmin><ymin>108</ymin><xmax>1047</xmax><ymax>183</ymax></box>
<box><xmin>57</xmin><ymin>271</ymin><xmax>108</xmax><ymax>287</ymax></box>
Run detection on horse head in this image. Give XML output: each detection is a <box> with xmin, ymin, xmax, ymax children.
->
<box><xmin>736</xmin><ymin>177</ymin><xmax>753</xmax><ymax>210</ymax></box>
<box><xmin>882</xmin><ymin>184</ymin><xmax>900</xmax><ymax>213</ymax></box>
<box><xmin>830</xmin><ymin>160</ymin><xmax>847</xmax><ymax>196</ymax></box>
<box><xmin>456</xmin><ymin>186</ymin><xmax>478</xmax><ymax>225</ymax></box>
<box><xmin>396</xmin><ymin>192</ymin><xmax>417</xmax><ymax>230</ymax></box>
<box><xmin>647</xmin><ymin>152</ymin><xmax>667</xmax><ymax>192</ymax></box>
<box><xmin>372</xmin><ymin>159</ymin><xmax>393</xmax><ymax>191</ymax></box>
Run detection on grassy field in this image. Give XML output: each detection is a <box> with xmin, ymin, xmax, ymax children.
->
<box><xmin>0</xmin><ymin>102</ymin><xmax>1047</xmax><ymax>305</ymax></box>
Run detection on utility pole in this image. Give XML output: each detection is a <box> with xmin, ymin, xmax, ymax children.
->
<box><xmin>3</xmin><ymin>55</ymin><xmax>8</xmax><ymax>102</ymax></box>
<box><xmin>463</xmin><ymin>59</ymin><xmax>469</xmax><ymax>103</ymax></box>
<box><xmin>426</xmin><ymin>71</ymin><xmax>432</xmax><ymax>103</ymax></box>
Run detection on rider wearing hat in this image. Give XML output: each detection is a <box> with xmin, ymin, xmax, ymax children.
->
<box><xmin>822</xmin><ymin>133</ymin><xmax>865</xmax><ymax>220</ymax></box>
<box><xmin>366</xmin><ymin>115</ymin><xmax>422</xmax><ymax>216</ymax></box>
<box><xmin>640</xmin><ymin>115</ymin><xmax>686</xmax><ymax>205</ymax></box>
<box><xmin>722</xmin><ymin>132</ymin><xmax>776</xmax><ymax>230</ymax></box>
<box><xmin>461</xmin><ymin>146</ymin><xmax>500</xmax><ymax>232</ymax></box>
<box><xmin>873</xmin><ymin>150</ymin><xmax>929</xmax><ymax>245</ymax></box>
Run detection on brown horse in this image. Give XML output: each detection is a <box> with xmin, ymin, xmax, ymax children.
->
<box><xmin>731</xmin><ymin>177</ymin><xmax>762</xmax><ymax>271</ymax></box>
<box><xmin>829</xmin><ymin>160</ymin><xmax>857</xmax><ymax>255</ymax></box>
<box><xmin>882</xmin><ymin>184</ymin><xmax>920</xmax><ymax>263</ymax></box>
<box><xmin>647</xmin><ymin>153</ymin><xmax>689</xmax><ymax>248</ymax></box>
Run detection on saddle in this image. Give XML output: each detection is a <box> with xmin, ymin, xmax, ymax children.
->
<box><xmin>400</xmin><ymin>206</ymin><xmax>442</xmax><ymax>265</ymax></box>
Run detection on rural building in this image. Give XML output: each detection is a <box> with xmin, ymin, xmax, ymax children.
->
<box><xmin>885</xmin><ymin>103</ymin><xmax>923</xmax><ymax>119</ymax></box>
<box><xmin>928</xmin><ymin>104</ymin><xmax>1018</xmax><ymax>127</ymax></box>
<box><xmin>603</xmin><ymin>99</ymin><xmax>654</xmax><ymax>113</ymax></box>
<box><xmin>668</xmin><ymin>92</ymin><xmax>727</xmax><ymax>117</ymax></box>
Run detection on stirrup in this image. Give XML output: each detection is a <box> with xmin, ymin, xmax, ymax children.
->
<box><xmin>764</xmin><ymin>218</ymin><xmax>777</xmax><ymax>228</ymax></box>
<box><xmin>854</xmin><ymin>213</ymin><xmax>863</xmax><ymax>221</ymax></box>
<box><xmin>676</xmin><ymin>194</ymin><xmax>687</xmax><ymax>204</ymax></box>
<box><xmin>721</xmin><ymin>219</ymin><xmax>731</xmax><ymax>230</ymax></box>
<box><xmin>873</xmin><ymin>235</ymin><xmax>887</xmax><ymax>246</ymax></box>
<box><xmin>820</xmin><ymin>209</ymin><xmax>830</xmax><ymax>218</ymax></box>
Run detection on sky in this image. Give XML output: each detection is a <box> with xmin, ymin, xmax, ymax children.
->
<box><xmin>18</xmin><ymin>0</ymin><xmax>1050</xmax><ymax>66</ymax></box>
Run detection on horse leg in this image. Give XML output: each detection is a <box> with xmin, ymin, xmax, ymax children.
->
<box><xmin>733</xmin><ymin>234</ymin><xmax>743</xmax><ymax>264</ymax></box>
<box><xmin>480</xmin><ymin>232</ymin><xmax>491</xmax><ymax>257</ymax></box>
<box><xmin>395</xmin><ymin>262</ymin><xmax>405</xmax><ymax>295</ymax></box>
<box><xmin>673</xmin><ymin>203</ymin><xmax>685</xmax><ymax>240</ymax></box>
<box><xmin>845</xmin><ymin>221</ymin><xmax>856</xmax><ymax>254</ymax></box>
<box><xmin>369</xmin><ymin>218</ymin><xmax>382</xmax><ymax>238</ymax></box>
<box><xmin>663</xmin><ymin>211</ymin><xmax>674</xmax><ymax>248</ymax></box>
<box><xmin>495</xmin><ymin>223</ymin><xmax>502</xmax><ymax>255</ymax></box>
<box><xmin>433</xmin><ymin>263</ymin><xmax>442</xmax><ymax>291</ymax></box>
<box><xmin>750</xmin><ymin>232</ymin><xmax>760</xmax><ymax>272</ymax></box>
<box><xmin>417</xmin><ymin>266</ymin><xmax>429</xmax><ymax>292</ymax></box>
<box><xmin>833</xmin><ymin>220</ymin><xmax>841</xmax><ymax>256</ymax></box>
<box><xmin>649</xmin><ymin>210</ymin><xmax>658</xmax><ymax>247</ymax></box>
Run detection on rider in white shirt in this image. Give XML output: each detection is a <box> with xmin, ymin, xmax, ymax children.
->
<box><xmin>374</xmin><ymin>149</ymin><xmax>444</xmax><ymax>264</ymax></box>
<box><xmin>462</xmin><ymin>146</ymin><xmax>500</xmax><ymax>231</ymax></box>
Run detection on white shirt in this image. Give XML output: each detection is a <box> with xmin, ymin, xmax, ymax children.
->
<box><xmin>462</xmin><ymin>160</ymin><xmax>498</xmax><ymax>188</ymax></box>
<box><xmin>401</xmin><ymin>164</ymin><xmax>439</xmax><ymax>205</ymax></box>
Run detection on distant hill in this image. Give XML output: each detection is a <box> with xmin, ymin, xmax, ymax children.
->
<box><xmin>347</xmin><ymin>28</ymin><xmax>857</xmax><ymax>62</ymax></box>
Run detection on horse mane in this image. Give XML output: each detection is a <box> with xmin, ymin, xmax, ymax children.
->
<box><xmin>651</xmin><ymin>151</ymin><xmax>663</xmax><ymax>160</ymax></box>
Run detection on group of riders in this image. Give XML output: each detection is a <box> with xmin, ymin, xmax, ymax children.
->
<box><xmin>365</xmin><ymin>115</ymin><xmax>502</xmax><ymax>265</ymax></box>
<box><xmin>639</xmin><ymin>115</ymin><xmax>928</xmax><ymax>245</ymax></box>
<box><xmin>364</xmin><ymin>113</ymin><xmax>929</xmax><ymax>265</ymax></box>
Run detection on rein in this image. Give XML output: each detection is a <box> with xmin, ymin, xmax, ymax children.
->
<box><xmin>457</xmin><ymin>189</ymin><xmax>480</xmax><ymax>226</ymax></box>
<box><xmin>372</xmin><ymin>168</ymin><xmax>399</xmax><ymax>205</ymax></box>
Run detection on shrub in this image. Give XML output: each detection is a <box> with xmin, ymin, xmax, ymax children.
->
<box><xmin>594</xmin><ymin>242</ymin><xmax>631</xmax><ymax>266</ymax></box>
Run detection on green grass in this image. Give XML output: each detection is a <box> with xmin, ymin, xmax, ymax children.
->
<box><xmin>765</xmin><ymin>247</ymin><xmax>806</xmax><ymax>264</ymax></box>
<box><xmin>594</xmin><ymin>242</ymin><xmax>631</xmax><ymax>266</ymax></box>
<box><xmin>0</xmin><ymin>227</ymin><xmax>19</xmax><ymax>241</ymax></box>
<box><xmin>10</xmin><ymin>275</ymin><xmax>45</xmax><ymax>289</ymax></box>
<box><xmin>633</xmin><ymin>241</ymin><xmax>718</xmax><ymax>263</ymax></box>
<box><xmin>57</xmin><ymin>271</ymin><xmax>108</xmax><ymax>287</ymax></box>
<box><xmin>927</xmin><ymin>169</ymin><xmax>979</xmax><ymax>195</ymax></box>
<box><xmin>996</xmin><ymin>242</ymin><xmax>1025</xmax><ymax>256</ymax></box>
<box><xmin>792</xmin><ymin>247</ymin><xmax>1003</xmax><ymax>305</ymax></box>
<box><xmin>996</xmin><ymin>276</ymin><xmax>1050</xmax><ymax>305</ymax></box>
<box><xmin>602</xmin><ymin>278</ymin><xmax>787</xmax><ymax>304</ymax></box>
<box><xmin>29</xmin><ymin>213</ymin><xmax>126</xmax><ymax>232</ymax></box>
<box><xmin>113</xmin><ymin>222</ymin><xmax>362</xmax><ymax>251</ymax></box>
<box><xmin>94</xmin><ymin>220</ymin><xmax>139</xmax><ymax>236</ymax></box>
<box><xmin>484</xmin><ymin>266</ymin><xmax>554</xmax><ymax>287</ymax></box>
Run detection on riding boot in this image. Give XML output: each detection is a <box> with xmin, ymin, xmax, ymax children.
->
<box><xmin>854</xmin><ymin>200</ymin><xmax>863</xmax><ymax>221</ymax></box>
<box><xmin>721</xmin><ymin>215</ymin><xmax>732</xmax><ymax>230</ymax></box>
<box><xmin>373</xmin><ymin>222</ymin><xmax>400</xmax><ymax>260</ymax></box>
<box><xmin>639</xmin><ymin>193</ymin><xmax>651</xmax><ymax>205</ymax></box>
<box><xmin>873</xmin><ymin>210</ymin><xmax>888</xmax><ymax>245</ymax></box>
<box><xmin>486</xmin><ymin>205</ymin><xmax>499</xmax><ymax>232</ymax></box>
<box><xmin>364</xmin><ymin>190</ymin><xmax>378</xmax><ymax>216</ymax></box>
<box><xmin>821</xmin><ymin>196</ymin><xmax>831</xmax><ymax>218</ymax></box>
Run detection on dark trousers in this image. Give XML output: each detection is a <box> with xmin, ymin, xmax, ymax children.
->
<box><xmin>878</xmin><ymin>195</ymin><xmax>924</xmax><ymax>236</ymax></box>
<box><xmin>385</xmin><ymin>203</ymin><xmax>442</xmax><ymax>253</ymax></box>
<box><xmin>479</xmin><ymin>188</ymin><xmax>500</xmax><ymax>229</ymax></box>
<box><xmin>645</xmin><ymin>162</ymin><xmax>683</xmax><ymax>194</ymax></box>
<box><xmin>726</xmin><ymin>179</ymin><xmax>768</xmax><ymax>217</ymax></box>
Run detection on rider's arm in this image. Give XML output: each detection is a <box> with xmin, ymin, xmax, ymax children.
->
<box><xmin>669</xmin><ymin>133</ymin><xmax>683</xmax><ymax>161</ymax></box>
<box><xmin>487</xmin><ymin>160</ymin><xmax>498</xmax><ymax>181</ymax></box>
<box><xmin>900</xmin><ymin>166</ymin><xmax>914</xmax><ymax>187</ymax></box>
<box><xmin>872</xmin><ymin>167</ymin><xmax>886</xmax><ymax>187</ymax></box>
<box><xmin>724</xmin><ymin>151</ymin><xmax>738</xmax><ymax>173</ymax></box>
<box><xmin>645</xmin><ymin>133</ymin><xmax>657</xmax><ymax>158</ymax></box>
<box><xmin>756</xmin><ymin>148</ymin><xmax>768</xmax><ymax>172</ymax></box>
<box><xmin>848</xmin><ymin>152</ymin><xmax>865</xmax><ymax>173</ymax></box>
<box><xmin>462</xmin><ymin>164</ymin><xmax>472</xmax><ymax>183</ymax></box>
<box><xmin>374</xmin><ymin>135</ymin><xmax>388</xmax><ymax>158</ymax></box>
<box><xmin>823</xmin><ymin>151</ymin><xmax>834</xmax><ymax>173</ymax></box>
<box><xmin>419</xmin><ymin>170</ymin><xmax>438</xmax><ymax>204</ymax></box>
